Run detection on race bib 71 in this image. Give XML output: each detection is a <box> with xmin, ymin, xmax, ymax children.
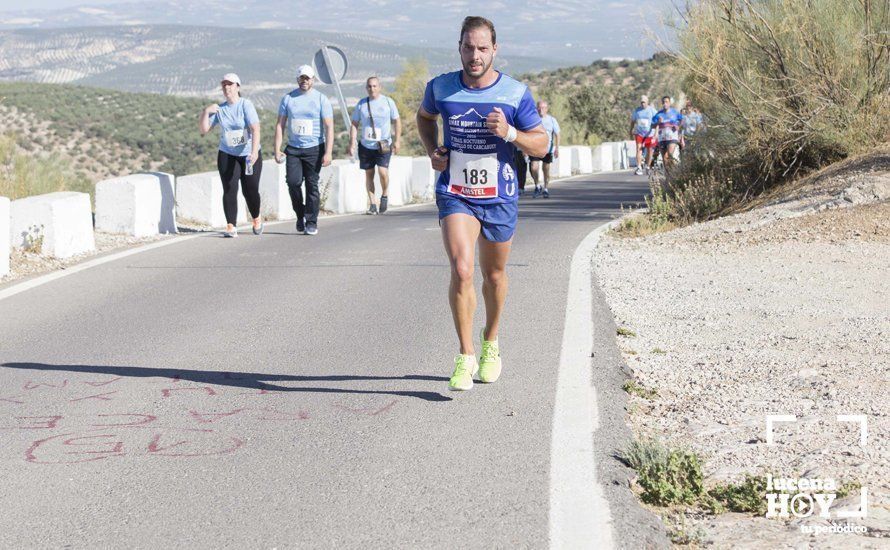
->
<box><xmin>291</xmin><ymin>118</ymin><xmax>314</xmax><ymax>136</ymax></box>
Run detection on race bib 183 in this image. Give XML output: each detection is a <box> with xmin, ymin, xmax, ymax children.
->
<box><xmin>448</xmin><ymin>150</ymin><xmax>499</xmax><ymax>198</ymax></box>
<box><xmin>659</xmin><ymin>126</ymin><xmax>679</xmax><ymax>142</ymax></box>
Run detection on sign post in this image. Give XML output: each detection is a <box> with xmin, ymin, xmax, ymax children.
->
<box><xmin>313</xmin><ymin>46</ymin><xmax>351</xmax><ymax>133</ymax></box>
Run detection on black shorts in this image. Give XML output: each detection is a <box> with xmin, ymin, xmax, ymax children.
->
<box><xmin>358</xmin><ymin>143</ymin><xmax>392</xmax><ymax>170</ymax></box>
<box><xmin>529</xmin><ymin>153</ymin><xmax>554</xmax><ymax>164</ymax></box>
<box><xmin>657</xmin><ymin>140</ymin><xmax>680</xmax><ymax>153</ymax></box>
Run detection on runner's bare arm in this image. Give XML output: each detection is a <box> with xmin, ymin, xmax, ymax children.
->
<box><xmin>348</xmin><ymin>119</ymin><xmax>358</xmax><ymax>156</ymax></box>
<box><xmin>198</xmin><ymin>104</ymin><xmax>218</xmax><ymax>135</ymax></box>
<box><xmin>274</xmin><ymin>115</ymin><xmax>287</xmax><ymax>161</ymax></box>
<box><xmin>486</xmin><ymin>107</ymin><xmax>548</xmax><ymax>158</ymax></box>
<box><xmin>393</xmin><ymin>117</ymin><xmax>402</xmax><ymax>153</ymax></box>
<box><xmin>417</xmin><ymin>106</ymin><xmax>448</xmax><ymax>172</ymax></box>
<box><xmin>323</xmin><ymin>117</ymin><xmax>334</xmax><ymax>166</ymax></box>
<box><xmin>416</xmin><ymin>107</ymin><xmax>440</xmax><ymax>155</ymax></box>
<box><xmin>249</xmin><ymin>123</ymin><xmax>261</xmax><ymax>164</ymax></box>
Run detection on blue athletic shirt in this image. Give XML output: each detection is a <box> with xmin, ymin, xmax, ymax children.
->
<box><xmin>652</xmin><ymin>108</ymin><xmax>684</xmax><ymax>142</ymax></box>
<box><xmin>352</xmin><ymin>95</ymin><xmax>400</xmax><ymax>150</ymax></box>
<box><xmin>278</xmin><ymin>88</ymin><xmax>334</xmax><ymax>149</ymax></box>
<box><xmin>210</xmin><ymin>98</ymin><xmax>259</xmax><ymax>157</ymax></box>
<box><xmin>421</xmin><ymin>71</ymin><xmax>541</xmax><ymax>203</ymax></box>
<box><xmin>541</xmin><ymin>114</ymin><xmax>560</xmax><ymax>154</ymax></box>
<box><xmin>683</xmin><ymin>112</ymin><xmax>702</xmax><ymax>135</ymax></box>
<box><xmin>632</xmin><ymin>105</ymin><xmax>658</xmax><ymax>137</ymax></box>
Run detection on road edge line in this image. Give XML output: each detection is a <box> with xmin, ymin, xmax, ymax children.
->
<box><xmin>549</xmin><ymin>216</ymin><xmax>623</xmax><ymax>549</ymax></box>
<box><xmin>0</xmin><ymin>203</ymin><xmax>428</xmax><ymax>302</ymax></box>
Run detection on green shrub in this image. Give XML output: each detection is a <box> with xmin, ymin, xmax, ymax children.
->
<box><xmin>665</xmin><ymin>0</ymin><xmax>890</xmax><ymax>221</ymax></box>
<box><xmin>704</xmin><ymin>475</ymin><xmax>768</xmax><ymax>515</ymax></box>
<box><xmin>623</xmin><ymin>380</ymin><xmax>659</xmax><ymax>399</ymax></box>
<box><xmin>622</xmin><ymin>439</ymin><xmax>705</xmax><ymax>506</ymax></box>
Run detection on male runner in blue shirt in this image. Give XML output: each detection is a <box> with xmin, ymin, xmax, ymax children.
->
<box><xmin>416</xmin><ymin>16</ymin><xmax>548</xmax><ymax>391</ymax></box>
<box><xmin>652</xmin><ymin>95</ymin><xmax>684</xmax><ymax>169</ymax></box>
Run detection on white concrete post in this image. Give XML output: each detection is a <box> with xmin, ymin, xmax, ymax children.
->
<box><xmin>10</xmin><ymin>192</ymin><xmax>95</xmax><ymax>258</ymax></box>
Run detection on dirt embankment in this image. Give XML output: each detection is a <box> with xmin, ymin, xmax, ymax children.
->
<box><xmin>595</xmin><ymin>152</ymin><xmax>889</xmax><ymax>547</ymax></box>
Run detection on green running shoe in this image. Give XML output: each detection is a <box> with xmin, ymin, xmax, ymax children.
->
<box><xmin>478</xmin><ymin>329</ymin><xmax>502</xmax><ymax>383</ymax></box>
<box><xmin>449</xmin><ymin>354</ymin><xmax>478</xmax><ymax>391</ymax></box>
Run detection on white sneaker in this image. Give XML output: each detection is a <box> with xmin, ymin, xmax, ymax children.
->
<box><xmin>634</xmin><ymin>167</ymin><xmax>644</xmax><ymax>176</ymax></box>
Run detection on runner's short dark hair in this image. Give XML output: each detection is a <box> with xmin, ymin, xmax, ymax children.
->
<box><xmin>460</xmin><ymin>16</ymin><xmax>496</xmax><ymax>45</ymax></box>
<box><xmin>662</xmin><ymin>95</ymin><xmax>671</xmax><ymax>102</ymax></box>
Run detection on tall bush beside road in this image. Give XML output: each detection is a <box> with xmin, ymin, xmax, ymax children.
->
<box><xmin>389</xmin><ymin>58</ymin><xmax>431</xmax><ymax>157</ymax></box>
<box><xmin>669</xmin><ymin>0</ymin><xmax>889</xmax><ymax>220</ymax></box>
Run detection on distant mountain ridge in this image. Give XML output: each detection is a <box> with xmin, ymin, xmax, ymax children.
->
<box><xmin>0</xmin><ymin>24</ymin><xmax>556</xmax><ymax>109</ymax></box>
<box><xmin>0</xmin><ymin>0</ymin><xmax>667</xmax><ymax>63</ymax></box>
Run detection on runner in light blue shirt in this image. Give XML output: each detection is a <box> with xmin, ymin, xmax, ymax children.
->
<box><xmin>529</xmin><ymin>101</ymin><xmax>560</xmax><ymax>197</ymax></box>
<box><xmin>209</xmin><ymin>97</ymin><xmax>260</xmax><ymax>157</ymax></box>
<box><xmin>348</xmin><ymin>76</ymin><xmax>402</xmax><ymax>215</ymax></box>
<box><xmin>198</xmin><ymin>72</ymin><xmax>263</xmax><ymax>237</ymax></box>
<box><xmin>273</xmin><ymin>64</ymin><xmax>335</xmax><ymax>236</ymax></box>
<box><xmin>277</xmin><ymin>87</ymin><xmax>333</xmax><ymax>149</ymax></box>
<box><xmin>630</xmin><ymin>96</ymin><xmax>658</xmax><ymax>175</ymax></box>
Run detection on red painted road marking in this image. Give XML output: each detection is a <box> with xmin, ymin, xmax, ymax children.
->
<box><xmin>238</xmin><ymin>389</ymin><xmax>272</xmax><ymax>397</ymax></box>
<box><xmin>188</xmin><ymin>409</ymin><xmax>245</xmax><ymax>423</ymax></box>
<box><xmin>69</xmin><ymin>391</ymin><xmax>118</xmax><ymax>403</ymax></box>
<box><xmin>257</xmin><ymin>408</ymin><xmax>310</xmax><ymax>421</ymax></box>
<box><xmin>23</xmin><ymin>380</ymin><xmax>68</xmax><ymax>390</ymax></box>
<box><xmin>83</xmin><ymin>377</ymin><xmax>123</xmax><ymax>387</ymax></box>
<box><xmin>161</xmin><ymin>387</ymin><xmax>218</xmax><ymax>398</ymax></box>
<box><xmin>0</xmin><ymin>415</ymin><xmax>63</xmax><ymax>429</ymax></box>
<box><xmin>0</xmin><ymin>395</ymin><xmax>26</xmax><ymax>404</ymax></box>
<box><xmin>26</xmin><ymin>428</ymin><xmax>244</xmax><ymax>464</ymax></box>
<box><xmin>91</xmin><ymin>414</ymin><xmax>157</xmax><ymax>427</ymax></box>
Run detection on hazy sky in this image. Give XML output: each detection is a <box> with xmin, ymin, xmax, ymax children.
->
<box><xmin>0</xmin><ymin>0</ymin><xmax>123</xmax><ymax>8</ymax></box>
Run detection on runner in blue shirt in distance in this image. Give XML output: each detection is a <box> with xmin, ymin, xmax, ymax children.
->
<box><xmin>630</xmin><ymin>96</ymin><xmax>658</xmax><ymax>175</ymax></box>
<box><xmin>416</xmin><ymin>16</ymin><xmax>549</xmax><ymax>391</ymax></box>
<box><xmin>652</xmin><ymin>95</ymin><xmax>684</xmax><ymax>169</ymax></box>
<box><xmin>529</xmin><ymin>100</ymin><xmax>560</xmax><ymax>198</ymax></box>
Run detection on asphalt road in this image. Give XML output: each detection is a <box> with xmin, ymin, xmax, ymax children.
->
<box><xmin>0</xmin><ymin>171</ymin><xmax>667</xmax><ymax>549</ymax></box>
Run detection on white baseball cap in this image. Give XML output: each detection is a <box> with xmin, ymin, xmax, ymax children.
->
<box><xmin>221</xmin><ymin>73</ymin><xmax>241</xmax><ymax>85</ymax></box>
<box><xmin>640</xmin><ymin>95</ymin><xmax>649</xmax><ymax>103</ymax></box>
<box><xmin>297</xmin><ymin>65</ymin><xmax>316</xmax><ymax>79</ymax></box>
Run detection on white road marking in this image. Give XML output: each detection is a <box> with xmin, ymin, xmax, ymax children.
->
<box><xmin>0</xmin><ymin>204</ymin><xmax>438</xmax><ymax>303</ymax></box>
<box><xmin>549</xmin><ymin>218</ymin><xmax>621</xmax><ymax>549</ymax></box>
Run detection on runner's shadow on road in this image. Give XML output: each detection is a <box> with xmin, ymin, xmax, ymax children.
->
<box><xmin>1</xmin><ymin>363</ymin><xmax>452</xmax><ymax>402</ymax></box>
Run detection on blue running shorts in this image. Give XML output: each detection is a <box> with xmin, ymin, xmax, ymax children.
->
<box><xmin>436</xmin><ymin>193</ymin><xmax>518</xmax><ymax>243</ymax></box>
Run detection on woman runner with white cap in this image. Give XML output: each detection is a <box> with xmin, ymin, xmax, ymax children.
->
<box><xmin>198</xmin><ymin>72</ymin><xmax>264</xmax><ymax>237</ymax></box>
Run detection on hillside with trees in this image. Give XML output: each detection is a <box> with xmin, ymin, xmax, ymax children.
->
<box><xmin>1</xmin><ymin>55</ymin><xmax>682</xmax><ymax>201</ymax></box>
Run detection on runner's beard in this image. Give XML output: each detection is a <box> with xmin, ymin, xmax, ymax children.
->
<box><xmin>463</xmin><ymin>57</ymin><xmax>492</xmax><ymax>78</ymax></box>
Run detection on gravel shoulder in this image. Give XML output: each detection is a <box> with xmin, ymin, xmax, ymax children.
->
<box><xmin>2</xmin><ymin>232</ymin><xmax>176</xmax><ymax>287</ymax></box>
<box><xmin>593</xmin><ymin>156</ymin><xmax>890</xmax><ymax>547</ymax></box>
